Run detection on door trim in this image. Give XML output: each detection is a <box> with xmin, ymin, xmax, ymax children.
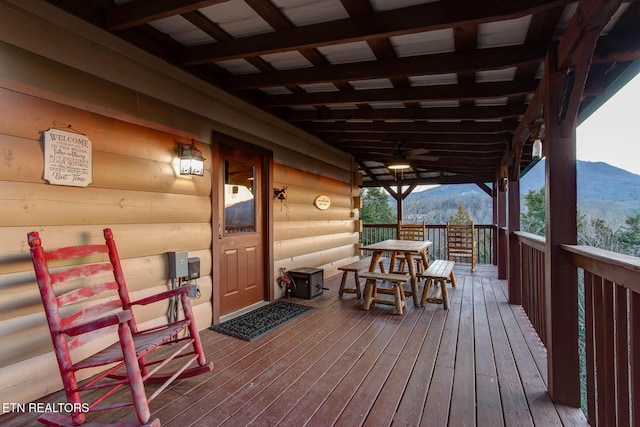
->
<box><xmin>211</xmin><ymin>131</ymin><xmax>273</xmax><ymax>325</ymax></box>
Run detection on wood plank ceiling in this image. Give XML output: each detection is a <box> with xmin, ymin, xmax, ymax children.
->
<box><xmin>44</xmin><ymin>0</ymin><xmax>640</xmax><ymax>187</ymax></box>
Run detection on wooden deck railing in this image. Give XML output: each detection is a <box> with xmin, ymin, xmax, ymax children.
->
<box><xmin>514</xmin><ymin>231</ymin><xmax>547</xmax><ymax>346</ymax></box>
<box><xmin>562</xmin><ymin>245</ymin><xmax>640</xmax><ymax>426</ymax></box>
<box><xmin>513</xmin><ymin>232</ymin><xmax>640</xmax><ymax>424</ymax></box>
<box><xmin>361</xmin><ymin>223</ymin><xmax>496</xmax><ymax>264</ymax></box>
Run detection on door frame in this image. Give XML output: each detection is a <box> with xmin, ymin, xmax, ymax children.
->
<box><xmin>210</xmin><ymin>131</ymin><xmax>273</xmax><ymax>325</ymax></box>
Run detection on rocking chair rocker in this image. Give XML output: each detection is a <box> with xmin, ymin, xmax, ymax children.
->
<box><xmin>28</xmin><ymin>228</ymin><xmax>214</xmax><ymax>426</ymax></box>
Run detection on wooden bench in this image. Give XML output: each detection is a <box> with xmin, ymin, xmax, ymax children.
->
<box><xmin>360</xmin><ymin>272</ymin><xmax>411</xmax><ymax>315</ymax></box>
<box><xmin>419</xmin><ymin>260</ymin><xmax>456</xmax><ymax>309</ymax></box>
<box><xmin>338</xmin><ymin>256</ymin><xmax>386</xmax><ymax>299</ymax></box>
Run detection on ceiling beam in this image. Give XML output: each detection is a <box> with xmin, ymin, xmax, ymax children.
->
<box><xmin>260</xmin><ymin>80</ymin><xmax>538</xmax><ymax>107</ymax></box>
<box><xmin>224</xmin><ymin>43</ymin><xmax>548</xmax><ymax>89</ymax></box>
<box><xmin>337</xmin><ymin>141</ymin><xmax>507</xmax><ymax>153</ymax></box>
<box><xmin>305</xmin><ymin>121</ymin><xmax>515</xmax><ymax>134</ymax></box>
<box><xmin>283</xmin><ymin>105</ymin><xmax>526</xmax><ymax>122</ymax></box>
<box><xmin>106</xmin><ymin>0</ymin><xmax>230</xmax><ymax>31</ymax></box>
<box><xmin>322</xmin><ymin>132</ymin><xmax>511</xmax><ymax>144</ymax></box>
<box><xmin>361</xmin><ymin>173</ymin><xmax>495</xmax><ymax>187</ymax></box>
<box><xmin>178</xmin><ymin>0</ymin><xmax>572</xmax><ymax>65</ymax></box>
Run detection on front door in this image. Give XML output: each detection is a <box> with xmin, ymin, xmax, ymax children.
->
<box><xmin>218</xmin><ymin>145</ymin><xmax>265</xmax><ymax>316</ymax></box>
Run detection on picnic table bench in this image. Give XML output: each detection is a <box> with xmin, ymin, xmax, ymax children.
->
<box><xmin>420</xmin><ymin>259</ymin><xmax>456</xmax><ymax>309</ymax></box>
<box><xmin>359</xmin><ymin>271</ymin><xmax>411</xmax><ymax>315</ymax></box>
<box><xmin>338</xmin><ymin>256</ymin><xmax>386</xmax><ymax>298</ymax></box>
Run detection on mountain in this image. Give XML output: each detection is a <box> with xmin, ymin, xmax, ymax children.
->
<box><xmin>395</xmin><ymin>161</ymin><xmax>640</xmax><ymax>224</ymax></box>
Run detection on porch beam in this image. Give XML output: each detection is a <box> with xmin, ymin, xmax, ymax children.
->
<box><xmin>543</xmin><ymin>0</ymin><xmax>623</xmax><ymax>408</ymax></box>
<box><xmin>178</xmin><ymin>0</ymin><xmax>572</xmax><ymax>65</ymax></box>
<box><xmin>507</xmin><ymin>175</ymin><xmax>521</xmax><ymax>304</ymax></box>
<box><xmin>496</xmin><ymin>184</ymin><xmax>507</xmax><ymax>278</ymax></box>
<box><xmin>284</xmin><ymin>105</ymin><xmax>526</xmax><ymax>122</ymax></box>
<box><xmin>106</xmin><ymin>0</ymin><xmax>229</xmax><ymax>31</ymax></box>
<box><xmin>259</xmin><ymin>80</ymin><xmax>537</xmax><ymax>107</ymax></box>
<box><xmin>475</xmin><ymin>182</ymin><xmax>493</xmax><ymax>198</ymax></box>
<box><xmin>544</xmin><ymin>47</ymin><xmax>580</xmax><ymax>408</ymax></box>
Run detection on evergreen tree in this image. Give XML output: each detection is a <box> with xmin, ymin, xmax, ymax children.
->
<box><xmin>360</xmin><ymin>188</ymin><xmax>396</xmax><ymax>224</ymax></box>
<box><xmin>449</xmin><ymin>202</ymin><xmax>473</xmax><ymax>224</ymax></box>
<box><xmin>521</xmin><ymin>187</ymin><xmax>546</xmax><ymax>236</ymax></box>
<box><xmin>619</xmin><ymin>212</ymin><xmax>640</xmax><ymax>256</ymax></box>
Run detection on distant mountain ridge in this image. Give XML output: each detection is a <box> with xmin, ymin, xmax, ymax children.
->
<box><xmin>395</xmin><ymin>161</ymin><xmax>640</xmax><ymax>224</ymax></box>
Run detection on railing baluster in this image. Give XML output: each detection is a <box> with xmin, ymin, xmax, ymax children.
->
<box><xmin>584</xmin><ymin>271</ymin><xmax>596</xmax><ymax>425</ymax></box>
<box><xmin>615</xmin><ymin>284</ymin><xmax>630</xmax><ymax>426</ymax></box>
<box><xmin>632</xmin><ymin>291</ymin><xmax>640</xmax><ymax>427</ymax></box>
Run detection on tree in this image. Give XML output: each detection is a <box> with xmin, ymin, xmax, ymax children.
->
<box><xmin>521</xmin><ymin>187</ymin><xmax>546</xmax><ymax>236</ymax></box>
<box><xmin>619</xmin><ymin>212</ymin><xmax>640</xmax><ymax>256</ymax></box>
<box><xmin>449</xmin><ymin>202</ymin><xmax>473</xmax><ymax>224</ymax></box>
<box><xmin>360</xmin><ymin>187</ymin><xmax>396</xmax><ymax>224</ymax></box>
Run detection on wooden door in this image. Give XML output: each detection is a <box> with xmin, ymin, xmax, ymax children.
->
<box><xmin>218</xmin><ymin>145</ymin><xmax>265</xmax><ymax>316</ymax></box>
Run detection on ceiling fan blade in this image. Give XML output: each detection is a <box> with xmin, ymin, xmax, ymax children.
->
<box><xmin>404</xmin><ymin>148</ymin><xmax>430</xmax><ymax>156</ymax></box>
<box><xmin>410</xmin><ymin>155</ymin><xmax>439</xmax><ymax>161</ymax></box>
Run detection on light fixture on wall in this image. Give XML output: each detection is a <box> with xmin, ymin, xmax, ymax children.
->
<box><xmin>532</xmin><ymin>139</ymin><xmax>543</xmax><ymax>160</ymax></box>
<box><xmin>178</xmin><ymin>140</ymin><xmax>205</xmax><ymax>176</ymax></box>
<box><xmin>531</xmin><ymin>123</ymin><xmax>544</xmax><ymax>161</ymax></box>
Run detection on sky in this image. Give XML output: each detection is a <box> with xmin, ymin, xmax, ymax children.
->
<box><xmin>577</xmin><ymin>72</ymin><xmax>640</xmax><ymax>176</ymax></box>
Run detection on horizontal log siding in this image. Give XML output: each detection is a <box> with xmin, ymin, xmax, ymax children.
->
<box><xmin>0</xmin><ymin>89</ymin><xmax>214</xmax><ymax>404</ymax></box>
<box><xmin>0</xmin><ymin>7</ymin><xmax>355</xmax><ymax>405</ymax></box>
<box><xmin>273</xmin><ymin>164</ymin><xmax>359</xmax><ymax>284</ymax></box>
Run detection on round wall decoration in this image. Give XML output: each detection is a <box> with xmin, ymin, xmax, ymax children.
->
<box><xmin>314</xmin><ymin>195</ymin><xmax>331</xmax><ymax>210</ymax></box>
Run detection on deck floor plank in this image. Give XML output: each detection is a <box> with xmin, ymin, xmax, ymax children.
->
<box><xmin>2</xmin><ymin>265</ymin><xmax>588</xmax><ymax>427</ymax></box>
<box><xmin>419</xmin><ymin>274</ymin><xmax>464</xmax><ymax>426</ymax></box>
<box><xmin>475</xmin><ymin>276</ymin><xmax>504</xmax><ymax>427</ymax></box>
<box><xmin>483</xmin><ymin>272</ymin><xmax>535</xmax><ymax>427</ymax></box>
<box><xmin>333</xmin><ymin>302</ymin><xmax>431</xmax><ymax>427</ymax></box>
<box><xmin>207</xmin><ymin>300</ymin><xmax>380</xmax><ymax>426</ymax></box>
<box><xmin>448</xmin><ymin>275</ymin><xmax>477</xmax><ymax>426</ymax></box>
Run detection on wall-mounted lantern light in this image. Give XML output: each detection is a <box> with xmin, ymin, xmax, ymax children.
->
<box><xmin>532</xmin><ymin>139</ymin><xmax>543</xmax><ymax>160</ymax></box>
<box><xmin>178</xmin><ymin>140</ymin><xmax>205</xmax><ymax>176</ymax></box>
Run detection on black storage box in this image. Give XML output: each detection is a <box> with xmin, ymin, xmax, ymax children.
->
<box><xmin>287</xmin><ymin>267</ymin><xmax>324</xmax><ymax>299</ymax></box>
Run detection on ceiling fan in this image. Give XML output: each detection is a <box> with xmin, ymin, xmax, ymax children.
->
<box><xmin>372</xmin><ymin>142</ymin><xmax>439</xmax><ymax>170</ymax></box>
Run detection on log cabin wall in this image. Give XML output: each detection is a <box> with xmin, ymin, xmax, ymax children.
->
<box><xmin>0</xmin><ymin>1</ymin><xmax>357</xmax><ymax>405</ymax></box>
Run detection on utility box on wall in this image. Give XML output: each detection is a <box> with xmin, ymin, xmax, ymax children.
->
<box><xmin>287</xmin><ymin>268</ymin><xmax>324</xmax><ymax>299</ymax></box>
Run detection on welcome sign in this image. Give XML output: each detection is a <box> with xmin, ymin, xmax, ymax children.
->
<box><xmin>43</xmin><ymin>128</ymin><xmax>92</xmax><ymax>187</ymax></box>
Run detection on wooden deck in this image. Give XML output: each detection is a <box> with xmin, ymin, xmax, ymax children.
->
<box><xmin>2</xmin><ymin>265</ymin><xmax>587</xmax><ymax>426</ymax></box>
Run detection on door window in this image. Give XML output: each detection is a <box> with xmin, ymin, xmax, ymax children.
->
<box><xmin>223</xmin><ymin>159</ymin><xmax>256</xmax><ymax>234</ymax></box>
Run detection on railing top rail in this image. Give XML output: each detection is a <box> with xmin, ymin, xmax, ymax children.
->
<box><xmin>514</xmin><ymin>230</ymin><xmax>546</xmax><ymax>252</ymax></box>
<box><xmin>562</xmin><ymin>244</ymin><xmax>640</xmax><ymax>294</ymax></box>
<box><xmin>362</xmin><ymin>223</ymin><xmax>495</xmax><ymax>228</ymax></box>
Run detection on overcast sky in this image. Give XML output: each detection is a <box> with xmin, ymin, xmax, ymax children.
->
<box><xmin>577</xmin><ymin>71</ymin><xmax>640</xmax><ymax>176</ymax></box>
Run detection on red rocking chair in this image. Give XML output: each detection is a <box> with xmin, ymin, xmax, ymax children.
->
<box><xmin>28</xmin><ymin>228</ymin><xmax>214</xmax><ymax>426</ymax></box>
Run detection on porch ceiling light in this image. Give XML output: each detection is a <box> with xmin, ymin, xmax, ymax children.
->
<box><xmin>388</xmin><ymin>154</ymin><xmax>411</xmax><ymax>170</ymax></box>
<box><xmin>178</xmin><ymin>140</ymin><xmax>205</xmax><ymax>176</ymax></box>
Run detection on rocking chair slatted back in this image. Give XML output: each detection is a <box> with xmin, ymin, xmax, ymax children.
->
<box><xmin>28</xmin><ymin>228</ymin><xmax>213</xmax><ymax>426</ymax></box>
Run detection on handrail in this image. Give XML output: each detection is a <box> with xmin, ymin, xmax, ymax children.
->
<box><xmin>561</xmin><ymin>244</ymin><xmax>640</xmax><ymax>294</ymax></box>
<box><xmin>514</xmin><ymin>230</ymin><xmax>546</xmax><ymax>252</ymax></box>
<box><xmin>361</xmin><ymin>223</ymin><xmax>496</xmax><ymax>264</ymax></box>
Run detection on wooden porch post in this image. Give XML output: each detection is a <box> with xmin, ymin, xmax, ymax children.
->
<box><xmin>507</xmin><ymin>176</ymin><xmax>521</xmax><ymax>304</ymax></box>
<box><xmin>396</xmin><ymin>185</ymin><xmax>403</xmax><ymax>225</ymax></box>
<box><xmin>543</xmin><ymin>45</ymin><xmax>580</xmax><ymax>407</ymax></box>
<box><xmin>497</xmin><ymin>185</ymin><xmax>507</xmax><ymax>279</ymax></box>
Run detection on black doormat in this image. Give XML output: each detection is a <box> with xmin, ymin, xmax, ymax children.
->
<box><xmin>209</xmin><ymin>300</ymin><xmax>313</xmax><ymax>341</ymax></box>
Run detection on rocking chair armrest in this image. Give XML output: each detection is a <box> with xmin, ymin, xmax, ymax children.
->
<box><xmin>60</xmin><ymin>311</ymin><xmax>133</xmax><ymax>337</ymax></box>
<box><xmin>130</xmin><ymin>286</ymin><xmax>189</xmax><ymax>306</ymax></box>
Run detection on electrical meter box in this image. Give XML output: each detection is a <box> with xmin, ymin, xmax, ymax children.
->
<box><xmin>167</xmin><ymin>251</ymin><xmax>188</xmax><ymax>278</ymax></box>
<box><xmin>287</xmin><ymin>267</ymin><xmax>324</xmax><ymax>299</ymax></box>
